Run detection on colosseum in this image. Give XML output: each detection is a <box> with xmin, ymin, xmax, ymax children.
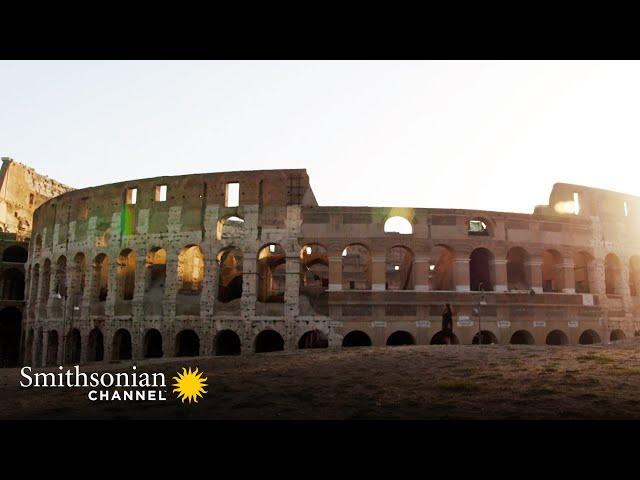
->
<box><xmin>11</xmin><ymin>164</ymin><xmax>640</xmax><ymax>366</ymax></box>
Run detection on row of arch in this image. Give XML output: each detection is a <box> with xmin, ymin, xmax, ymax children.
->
<box><xmin>22</xmin><ymin>325</ymin><xmax>624</xmax><ymax>366</ymax></box>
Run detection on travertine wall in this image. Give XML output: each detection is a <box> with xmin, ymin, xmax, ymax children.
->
<box><xmin>19</xmin><ymin>171</ymin><xmax>640</xmax><ymax>366</ymax></box>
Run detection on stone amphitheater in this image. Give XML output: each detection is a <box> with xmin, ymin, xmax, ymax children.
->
<box><xmin>3</xmin><ymin>158</ymin><xmax>640</xmax><ymax>367</ymax></box>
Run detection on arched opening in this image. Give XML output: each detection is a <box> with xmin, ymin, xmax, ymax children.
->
<box><xmin>1</xmin><ymin>268</ymin><xmax>24</xmax><ymax>300</ymax></box>
<box><xmin>342</xmin><ymin>244</ymin><xmax>371</xmax><ymax>290</ymax></box>
<box><xmin>0</xmin><ymin>307</ymin><xmax>21</xmax><ymax>367</ymax></box>
<box><xmin>430</xmin><ymin>245</ymin><xmax>454</xmax><ymax>291</ymax></box>
<box><xmin>93</xmin><ymin>254</ymin><xmax>109</xmax><ymax>302</ymax></box>
<box><xmin>117</xmin><ymin>249</ymin><xmax>136</xmax><ymax>300</ymax></box>
<box><xmin>468</xmin><ymin>218</ymin><xmax>490</xmax><ymax>236</ymax></box>
<box><xmin>430</xmin><ymin>330</ymin><xmax>460</xmax><ymax>345</ymax></box>
<box><xmin>384</xmin><ymin>216</ymin><xmax>413</xmax><ymax>234</ymax></box>
<box><xmin>254</xmin><ymin>330</ymin><xmax>284</xmax><ymax>353</ymax></box>
<box><xmin>506</xmin><ymin>247</ymin><xmax>529</xmax><ymax>291</ymax></box>
<box><xmin>579</xmin><ymin>329</ymin><xmax>602</xmax><ymax>345</ymax></box>
<box><xmin>542</xmin><ymin>250</ymin><xmax>563</xmax><ymax>293</ymax></box>
<box><xmin>54</xmin><ymin>255</ymin><xmax>67</xmax><ymax>297</ymax></box>
<box><xmin>215</xmin><ymin>329</ymin><xmax>241</xmax><ymax>355</ymax></box>
<box><xmin>217</xmin><ymin>215</ymin><xmax>245</xmax><ymax>240</ymax></box>
<box><xmin>65</xmin><ymin>328</ymin><xmax>81</xmax><ymax>364</ymax></box>
<box><xmin>470</xmin><ymin>248</ymin><xmax>494</xmax><ymax>291</ymax></box>
<box><xmin>342</xmin><ymin>330</ymin><xmax>372</xmax><ymax>347</ymax></box>
<box><xmin>143</xmin><ymin>329</ymin><xmax>163</xmax><ymax>358</ymax></box>
<box><xmin>112</xmin><ymin>329</ymin><xmax>132</xmax><ymax>360</ymax></box>
<box><xmin>300</xmin><ymin>244</ymin><xmax>328</xmax><ymax>292</ymax></box>
<box><xmin>605</xmin><ymin>253</ymin><xmax>622</xmax><ymax>295</ymax></box>
<box><xmin>178</xmin><ymin>245</ymin><xmax>204</xmax><ymax>293</ymax></box>
<box><xmin>87</xmin><ymin>328</ymin><xmax>104</xmax><ymax>362</ymax></box>
<box><xmin>510</xmin><ymin>330</ymin><xmax>535</xmax><ymax>345</ymax></box>
<box><xmin>45</xmin><ymin>330</ymin><xmax>58</xmax><ymax>366</ymax></box>
<box><xmin>546</xmin><ymin>330</ymin><xmax>569</xmax><ymax>346</ymax></box>
<box><xmin>386</xmin><ymin>330</ymin><xmax>415</xmax><ymax>346</ymax></box>
<box><xmin>472</xmin><ymin>330</ymin><xmax>498</xmax><ymax>345</ymax></box>
<box><xmin>257</xmin><ymin>244</ymin><xmax>286</xmax><ymax>302</ymax></box>
<box><xmin>144</xmin><ymin>248</ymin><xmax>166</xmax><ymax>302</ymax></box>
<box><xmin>610</xmin><ymin>329</ymin><xmax>626</xmax><ymax>342</ymax></box>
<box><xmin>176</xmin><ymin>329</ymin><xmax>200</xmax><ymax>357</ymax></box>
<box><xmin>574</xmin><ymin>251</ymin><xmax>592</xmax><ymax>294</ymax></box>
<box><xmin>298</xmin><ymin>329</ymin><xmax>328</xmax><ymax>349</ymax></box>
<box><xmin>2</xmin><ymin>245</ymin><xmax>28</xmax><ymax>263</ymax></box>
<box><xmin>629</xmin><ymin>256</ymin><xmax>640</xmax><ymax>297</ymax></box>
<box><xmin>39</xmin><ymin>259</ymin><xmax>52</xmax><ymax>311</ymax></box>
<box><xmin>217</xmin><ymin>247</ymin><xmax>243</xmax><ymax>302</ymax></box>
<box><xmin>386</xmin><ymin>246</ymin><xmax>414</xmax><ymax>290</ymax></box>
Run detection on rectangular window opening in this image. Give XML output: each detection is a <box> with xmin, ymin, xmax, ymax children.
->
<box><xmin>126</xmin><ymin>187</ymin><xmax>138</xmax><ymax>205</ymax></box>
<box><xmin>624</xmin><ymin>201</ymin><xmax>629</xmax><ymax>217</ymax></box>
<box><xmin>155</xmin><ymin>184</ymin><xmax>167</xmax><ymax>202</ymax></box>
<box><xmin>573</xmin><ymin>192</ymin><xmax>580</xmax><ymax>215</ymax></box>
<box><xmin>225</xmin><ymin>182</ymin><xmax>240</xmax><ymax>207</ymax></box>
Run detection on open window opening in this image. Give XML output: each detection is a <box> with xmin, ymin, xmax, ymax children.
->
<box><xmin>225</xmin><ymin>182</ymin><xmax>240</xmax><ymax>207</ymax></box>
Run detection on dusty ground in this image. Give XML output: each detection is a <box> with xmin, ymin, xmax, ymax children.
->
<box><xmin>3</xmin><ymin>340</ymin><xmax>640</xmax><ymax>420</ymax></box>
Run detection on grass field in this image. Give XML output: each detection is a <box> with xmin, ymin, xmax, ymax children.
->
<box><xmin>3</xmin><ymin>340</ymin><xmax>640</xmax><ymax>420</ymax></box>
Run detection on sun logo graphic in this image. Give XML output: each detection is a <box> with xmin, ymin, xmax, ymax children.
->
<box><xmin>172</xmin><ymin>367</ymin><xmax>208</xmax><ymax>404</ymax></box>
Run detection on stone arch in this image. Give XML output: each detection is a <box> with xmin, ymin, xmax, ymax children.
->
<box><xmin>384</xmin><ymin>216</ymin><xmax>413</xmax><ymax>235</ymax></box>
<box><xmin>217</xmin><ymin>247</ymin><xmax>243</xmax><ymax>303</ymax></box>
<box><xmin>112</xmin><ymin>329</ymin><xmax>132</xmax><ymax>360</ymax></box>
<box><xmin>342</xmin><ymin>330</ymin><xmax>372</xmax><ymax>347</ymax></box>
<box><xmin>0</xmin><ymin>307</ymin><xmax>21</xmax><ymax>367</ymax></box>
<box><xmin>40</xmin><ymin>259</ymin><xmax>51</xmax><ymax>307</ymax></box>
<box><xmin>46</xmin><ymin>330</ymin><xmax>58</xmax><ymax>366</ymax></box>
<box><xmin>87</xmin><ymin>328</ymin><xmax>104</xmax><ymax>362</ymax></box>
<box><xmin>342</xmin><ymin>243</ymin><xmax>371</xmax><ymax>290</ymax></box>
<box><xmin>254</xmin><ymin>329</ymin><xmax>284</xmax><ymax>353</ymax></box>
<box><xmin>2</xmin><ymin>244</ymin><xmax>28</xmax><ymax>263</ymax></box>
<box><xmin>216</xmin><ymin>215</ymin><xmax>245</xmax><ymax>241</ymax></box>
<box><xmin>257</xmin><ymin>243</ymin><xmax>286</xmax><ymax>302</ymax></box>
<box><xmin>574</xmin><ymin>251</ymin><xmax>593</xmax><ymax>294</ymax></box>
<box><xmin>510</xmin><ymin>330</ymin><xmax>535</xmax><ymax>345</ymax></box>
<box><xmin>71</xmin><ymin>252</ymin><xmax>87</xmax><ymax>305</ymax></box>
<box><xmin>143</xmin><ymin>329</ymin><xmax>163</xmax><ymax>358</ymax></box>
<box><xmin>546</xmin><ymin>329</ymin><xmax>569</xmax><ymax>346</ymax></box>
<box><xmin>579</xmin><ymin>329</ymin><xmax>602</xmax><ymax>345</ymax></box>
<box><xmin>176</xmin><ymin>329</ymin><xmax>200</xmax><ymax>357</ymax></box>
<box><xmin>468</xmin><ymin>217</ymin><xmax>492</xmax><ymax>236</ymax></box>
<box><xmin>214</xmin><ymin>329</ymin><xmax>241</xmax><ymax>355</ymax></box>
<box><xmin>1</xmin><ymin>268</ymin><xmax>24</xmax><ymax>300</ymax></box>
<box><xmin>542</xmin><ymin>249</ymin><xmax>563</xmax><ymax>293</ymax></box>
<box><xmin>430</xmin><ymin>330</ymin><xmax>460</xmax><ymax>345</ymax></box>
<box><xmin>144</xmin><ymin>247</ymin><xmax>167</xmax><ymax>303</ymax></box>
<box><xmin>629</xmin><ymin>255</ymin><xmax>640</xmax><ymax>297</ymax></box>
<box><xmin>610</xmin><ymin>329</ymin><xmax>626</xmax><ymax>342</ymax></box>
<box><xmin>298</xmin><ymin>329</ymin><xmax>328</xmax><ymax>349</ymax></box>
<box><xmin>386</xmin><ymin>245</ymin><xmax>414</xmax><ymax>290</ymax></box>
<box><xmin>506</xmin><ymin>247</ymin><xmax>529</xmax><ymax>291</ymax></box>
<box><xmin>472</xmin><ymin>330</ymin><xmax>498</xmax><ymax>345</ymax></box>
<box><xmin>93</xmin><ymin>253</ymin><xmax>109</xmax><ymax>302</ymax></box>
<box><xmin>300</xmin><ymin>243</ymin><xmax>328</xmax><ymax>292</ymax></box>
<box><xmin>177</xmin><ymin>245</ymin><xmax>204</xmax><ymax>293</ymax></box>
<box><xmin>65</xmin><ymin>328</ymin><xmax>81</xmax><ymax>364</ymax></box>
<box><xmin>430</xmin><ymin>245</ymin><xmax>455</xmax><ymax>291</ymax></box>
<box><xmin>605</xmin><ymin>253</ymin><xmax>622</xmax><ymax>295</ymax></box>
<box><xmin>386</xmin><ymin>330</ymin><xmax>415</xmax><ymax>346</ymax></box>
<box><xmin>470</xmin><ymin>247</ymin><xmax>494</xmax><ymax>291</ymax></box>
<box><xmin>54</xmin><ymin>255</ymin><xmax>68</xmax><ymax>297</ymax></box>
<box><xmin>117</xmin><ymin>249</ymin><xmax>136</xmax><ymax>300</ymax></box>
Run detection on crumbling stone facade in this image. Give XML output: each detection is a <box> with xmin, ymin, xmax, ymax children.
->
<box><xmin>18</xmin><ymin>168</ymin><xmax>640</xmax><ymax>366</ymax></box>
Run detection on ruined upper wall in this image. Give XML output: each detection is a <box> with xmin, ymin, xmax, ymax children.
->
<box><xmin>536</xmin><ymin>183</ymin><xmax>640</xmax><ymax>219</ymax></box>
<box><xmin>31</xmin><ymin>168</ymin><xmax>316</xmax><ymax>249</ymax></box>
<box><xmin>0</xmin><ymin>158</ymin><xmax>73</xmax><ymax>238</ymax></box>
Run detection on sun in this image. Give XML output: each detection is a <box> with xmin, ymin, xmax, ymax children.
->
<box><xmin>172</xmin><ymin>367</ymin><xmax>208</xmax><ymax>404</ymax></box>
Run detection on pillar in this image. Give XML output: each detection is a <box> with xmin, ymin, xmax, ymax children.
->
<box><xmin>526</xmin><ymin>256</ymin><xmax>543</xmax><ymax>293</ymax></box>
<box><xmin>561</xmin><ymin>259</ymin><xmax>576</xmax><ymax>294</ymax></box>
<box><xmin>241</xmin><ymin>253</ymin><xmax>257</xmax><ymax>318</ymax></box>
<box><xmin>371</xmin><ymin>255</ymin><xmax>385</xmax><ymax>291</ymax></box>
<box><xmin>454</xmin><ymin>253</ymin><xmax>470</xmax><ymax>292</ymax></box>
<box><xmin>414</xmin><ymin>254</ymin><xmax>430</xmax><ymax>291</ymax></box>
<box><xmin>328</xmin><ymin>255</ymin><xmax>342</xmax><ymax>291</ymax></box>
<box><xmin>285</xmin><ymin>254</ymin><xmax>300</xmax><ymax>317</ymax></box>
<box><xmin>491</xmin><ymin>258</ymin><xmax>507</xmax><ymax>292</ymax></box>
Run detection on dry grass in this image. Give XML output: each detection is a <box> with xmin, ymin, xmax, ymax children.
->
<box><xmin>4</xmin><ymin>339</ymin><xmax>640</xmax><ymax>420</ymax></box>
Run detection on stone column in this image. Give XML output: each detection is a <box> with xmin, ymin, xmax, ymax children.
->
<box><xmin>454</xmin><ymin>253</ymin><xmax>470</xmax><ymax>292</ymax></box>
<box><xmin>241</xmin><ymin>253</ymin><xmax>257</xmax><ymax>319</ymax></box>
<box><xmin>163</xmin><ymin>252</ymin><xmax>179</xmax><ymax>319</ymax></box>
<box><xmin>200</xmin><ymin>249</ymin><xmax>217</xmax><ymax>318</ymax></box>
<box><xmin>592</xmin><ymin>257</ymin><xmax>606</xmax><ymax>296</ymax></box>
<box><xmin>41</xmin><ymin>330</ymin><xmax>49</xmax><ymax>367</ymax></box>
<box><xmin>285</xmin><ymin>254</ymin><xmax>300</xmax><ymax>317</ymax></box>
<box><xmin>561</xmin><ymin>259</ymin><xmax>576</xmax><ymax>294</ymax></box>
<box><xmin>105</xmin><ymin>256</ymin><xmax>118</xmax><ymax>317</ymax></box>
<box><xmin>80</xmin><ymin>331</ymin><xmax>90</xmax><ymax>363</ymax></box>
<box><xmin>491</xmin><ymin>258</ymin><xmax>508</xmax><ymax>292</ymax></box>
<box><xmin>371</xmin><ymin>255</ymin><xmax>386</xmax><ymax>291</ymax></box>
<box><xmin>414</xmin><ymin>254</ymin><xmax>430</xmax><ymax>291</ymax></box>
<box><xmin>328</xmin><ymin>255</ymin><xmax>342</xmax><ymax>291</ymax></box>
<box><xmin>526</xmin><ymin>256</ymin><xmax>543</xmax><ymax>293</ymax></box>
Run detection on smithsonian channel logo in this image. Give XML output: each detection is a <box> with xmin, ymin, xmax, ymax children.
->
<box><xmin>19</xmin><ymin>365</ymin><xmax>208</xmax><ymax>403</ymax></box>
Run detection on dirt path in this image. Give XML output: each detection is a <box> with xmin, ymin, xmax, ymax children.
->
<box><xmin>2</xmin><ymin>341</ymin><xmax>640</xmax><ymax>420</ymax></box>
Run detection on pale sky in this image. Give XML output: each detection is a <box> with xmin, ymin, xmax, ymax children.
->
<box><xmin>1</xmin><ymin>60</ymin><xmax>639</xmax><ymax>214</ymax></box>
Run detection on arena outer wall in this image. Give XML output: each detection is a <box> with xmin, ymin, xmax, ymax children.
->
<box><xmin>19</xmin><ymin>169</ymin><xmax>640</xmax><ymax>365</ymax></box>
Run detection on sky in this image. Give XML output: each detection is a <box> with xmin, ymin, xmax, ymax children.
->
<box><xmin>1</xmin><ymin>60</ymin><xmax>639</xmax><ymax>214</ymax></box>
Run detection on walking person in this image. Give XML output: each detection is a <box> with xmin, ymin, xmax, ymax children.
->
<box><xmin>442</xmin><ymin>303</ymin><xmax>453</xmax><ymax>345</ymax></box>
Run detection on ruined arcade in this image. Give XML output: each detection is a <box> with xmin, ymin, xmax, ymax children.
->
<box><xmin>15</xmin><ymin>165</ymin><xmax>640</xmax><ymax>366</ymax></box>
